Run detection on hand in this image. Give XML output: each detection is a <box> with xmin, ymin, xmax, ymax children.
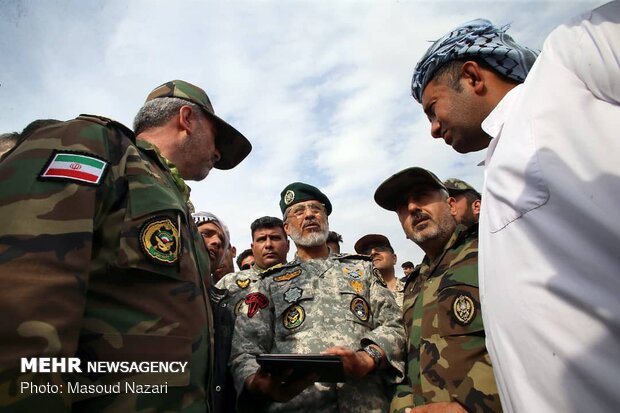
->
<box><xmin>322</xmin><ymin>346</ymin><xmax>375</xmax><ymax>379</ymax></box>
<box><xmin>406</xmin><ymin>402</ymin><xmax>468</xmax><ymax>413</ymax></box>
<box><xmin>245</xmin><ymin>368</ymin><xmax>318</xmax><ymax>403</ymax></box>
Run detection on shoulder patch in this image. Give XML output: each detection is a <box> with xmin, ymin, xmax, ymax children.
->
<box><xmin>140</xmin><ymin>217</ymin><xmax>180</xmax><ymax>265</ymax></box>
<box><xmin>452</xmin><ymin>294</ymin><xmax>476</xmax><ymax>325</ymax></box>
<box><xmin>273</xmin><ymin>269</ymin><xmax>302</xmax><ymax>282</ymax></box>
<box><xmin>350</xmin><ymin>297</ymin><xmax>370</xmax><ymax>322</ymax></box>
<box><xmin>283</xmin><ymin>304</ymin><xmax>305</xmax><ymax>329</ymax></box>
<box><xmin>38</xmin><ymin>150</ymin><xmax>109</xmax><ymax>186</ymax></box>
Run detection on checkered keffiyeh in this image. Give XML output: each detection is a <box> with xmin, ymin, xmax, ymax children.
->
<box><xmin>411</xmin><ymin>19</ymin><xmax>539</xmax><ymax>102</ymax></box>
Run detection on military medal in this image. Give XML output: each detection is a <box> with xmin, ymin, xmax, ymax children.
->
<box><xmin>283</xmin><ymin>304</ymin><xmax>305</xmax><ymax>329</ymax></box>
<box><xmin>452</xmin><ymin>294</ymin><xmax>475</xmax><ymax>325</ymax></box>
<box><xmin>349</xmin><ymin>280</ymin><xmax>364</xmax><ymax>294</ymax></box>
<box><xmin>343</xmin><ymin>266</ymin><xmax>363</xmax><ymax>279</ymax></box>
<box><xmin>350</xmin><ymin>297</ymin><xmax>370</xmax><ymax>322</ymax></box>
<box><xmin>140</xmin><ymin>217</ymin><xmax>180</xmax><ymax>265</ymax></box>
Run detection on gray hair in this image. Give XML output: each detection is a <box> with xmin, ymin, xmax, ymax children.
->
<box><xmin>133</xmin><ymin>97</ymin><xmax>203</xmax><ymax>135</ymax></box>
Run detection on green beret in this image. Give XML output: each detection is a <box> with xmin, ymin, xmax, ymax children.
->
<box><xmin>279</xmin><ymin>182</ymin><xmax>332</xmax><ymax>216</ymax></box>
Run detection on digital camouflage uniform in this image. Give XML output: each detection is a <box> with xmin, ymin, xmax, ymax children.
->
<box><xmin>230</xmin><ymin>254</ymin><xmax>405</xmax><ymax>413</ymax></box>
<box><xmin>391</xmin><ymin>278</ymin><xmax>406</xmax><ymax>309</ymax></box>
<box><xmin>0</xmin><ymin>116</ymin><xmax>213</xmax><ymax>413</ymax></box>
<box><xmin>211</xmin><ymin>264</ymin><xmax>265</xmax><ymax>413</ymax></box>
<box><xmin>390</xmin><ymin>224</ymin><xmax>501</xmax><ymax>413</ymax></box>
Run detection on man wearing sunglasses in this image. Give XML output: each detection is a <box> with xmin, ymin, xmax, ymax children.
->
<box><xmin>230</xmin><ymin>182</ymin><xmax>405</xmax><ymax>413</ymax></box>
<box><xmin>354</xmin><ymin>234</ymin><xmax>405</xmax><ymax>308</ymax></box>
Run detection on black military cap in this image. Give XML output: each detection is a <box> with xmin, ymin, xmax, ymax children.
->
<box><xmin>374</xmin><ymin>167</ymin><xmax>447</xmax><ymax>211</ymax></box>
<box><xmin>354</xmin><ymin>234</ymin><xmax>394</xmax><ymax>254</ymax></box>
<box><xmin>279</xmin><ymin>182</ymin><xmax>332</xmax><ymax>216</ymax></box>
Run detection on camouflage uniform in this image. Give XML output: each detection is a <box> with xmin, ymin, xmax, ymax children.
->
<box><xmin>0</xmin><ymin>116</ymin><xmax>213</xmax><ymax>412</ymax></box>
<box><xmin>390</xmin><ymin>225</ymin><xmax>501</xmax><ymax>413</ymax></box>
<box><xmin>230</xmin><ymin>254</ymin><xmax>405</xmax><ymax>413</ymax></box>
<box><xmin>391</xmin><ymin>278</ymin><xmax>406</xmax><ymax>309</ymax></box>
<box><xmin>212</xmin><ymin>265</ymin><xmax>265</xmax><ymax>413</ymax></box>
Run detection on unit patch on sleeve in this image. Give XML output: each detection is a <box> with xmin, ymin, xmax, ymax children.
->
<box><xmin>274</xmin><ymin>269</ymin><xmax>302</xmax><ymax>282</ymax></box>
<box><xmin>452</xmin><ymin>294</ymin><xmax>475</xmax><ymax>325</ymax></box>
<box><xmin>283</xmin><ymin>304</ymin><xmax>305</xmax><ymax>329</ymax></box>
<box><xmin>236</xmin><ymin>279</ymin><xmax>251</xmax><ymax>289</ymax></box>
<box><xmin>39</xmin><ymin>151</ymin><xmax>109</xmax><ymax>186</ymax></box>
<box><xmin>350</xmin><ymin>297</ymin><xmax>370</xmax><ymax>322</ymax></box>
<box><xmin>284</xmin><ymin>287</ymin><xmax>303</xmax><ymax>304</ymax></box>
<box><xmin>140</xmin><ymin>217</ymin><xmax>180</xmax><ymax>265</ymax></box>
<box><xmin>245</xmin><ymin>292</ymin><xmax>269</xmax><ymax>318</ymax></box>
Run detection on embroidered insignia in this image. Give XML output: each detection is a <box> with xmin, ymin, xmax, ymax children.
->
<box><xmin>245</xmin><ymin>292</ymin><xmax>269</xmax><ymax>318</ymax></box>
<box><xmin>283</xmin><ymin>304</ymin><xmax>305</xmax><ymax>329</ymax></box>
<box><xmin>140</xmin><ymin>218</ymin><xmax>180</xmax><ymax>265</ymax></box>
<box><xmin>234</xmin><ymin>299</ymin><xmax>246</xmax><ymax>316</ymax></box>
<box><xmin>350</xmin><ymin>297</ymin><xmax>370</xmax><ymax>322</ymax></box>
<box><xmin>39</xmin><ymin>151</ymin><xmax>108</xmax><ymax>186</ymax></box>
<box><xmin>284</xmin><ymin>190</ymin><xmax>295</xmax><ymax>205</ymax></box>
<box><xmin>236</xmin><ymin>279</ymin><xmax>250</xmax><ymax>289</ymax></box>
<box><xmin>343</xmin><ymin>266</ymin><xmax>363</xmax><ymax>279</ymax></box>
<box><xmin>349</xmin><ymin>280</ymin><xmax>364</xmax><ymax>294</ymax></box>
<box><xmin>284</xmin><ymin>287</ymin><xmax>303</xmax><ymax>303</ymax></box>
<box><xmin>453</xmin><ymin>295</ymin><xmax>475</xmax><ymax>325</ymax></box>
<box><xmin>274</xmin><ymin>269</ymin><xmax>302</xmax><ymax>282</ymax></box>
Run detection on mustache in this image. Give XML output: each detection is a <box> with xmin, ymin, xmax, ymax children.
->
<box><xmin>302</xmin><ymin>218</ymin><xmax>321</xmax><ymax>228</ymax></box>
<box><xmin>412</xmin><ymin>211</ymin><xmax>431</xmax><ymax>225</ymax></box>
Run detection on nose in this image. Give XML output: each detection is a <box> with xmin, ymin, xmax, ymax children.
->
<box><xmin>406</xmin><ymin>196</ymin><xmax>421</xmax><ymax>214</ymax></box>
<box><xmin>430</xmin><ymin>119</ymin><xmax>441</xmax><ymax>139</ymax></box>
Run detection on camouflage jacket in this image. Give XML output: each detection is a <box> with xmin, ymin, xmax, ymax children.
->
<box><xmin>390</xmin><ymin>225</ymin><xmax>501</xmax><ymax>413</ymax></box>
<box><xmin>211</xmin><ymin>265</ymin><xmax>264</xmax><ymax>413</ymax></box>
<box><xmin>230</xmin><ymin>254</ymin><xmax>405</xmax><ymax>413</ymax></box>
<box><xmin>0</xmin><ymin>115</ymin><xmax>213</xmax><ymax>413</ymax></box>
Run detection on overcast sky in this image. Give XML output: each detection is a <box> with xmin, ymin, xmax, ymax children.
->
<box><xmin>0</xmin><ymin>0</ymin><xmax>607</xmax><ymax>269</ymax></box>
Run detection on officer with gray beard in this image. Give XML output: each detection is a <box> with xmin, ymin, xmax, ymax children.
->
<box><xmin>229</xmin><ymin>182</ymin><xmax>405</xmax><ymax>413</ymax></box>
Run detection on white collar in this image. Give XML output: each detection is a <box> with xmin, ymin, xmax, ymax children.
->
<box><xmin>481</xmin><ymin>85</ymin><xmax>523</xmax><ymax>165</ymax></box>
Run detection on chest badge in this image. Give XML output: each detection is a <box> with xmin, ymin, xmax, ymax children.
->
<box><xmin>140</xmin><ymin>218</ymin><xmax>180</xmax><ymax>265</ymax></box>
<box><xmin>274</xmin><ymin>269</ymin><xmax>302</xmax><ymax>282</ymax></box>
<box><xmin>343</xmin><ymin>266</ymin><xmax>363</xmax><ymax>279</ymax></box>
<box><xmin>245</xmin><ymin>293</ymin><xmax>269</xmax><ymax>318</ymax></box>
<box><xmin>349</xmin><ymin>280</ymin><xmax>364</xmax><ymax>294</ymax></box>
<box><xmin>236</xmin><ymin>279</ymin><xmax>251</xmax><ymax>289</ymax></box>
<box><xmin>284</xmin><ymin>287</ymin><xmax>303</xmax><ymax>303</ymax></box>
<box><xmin>453</xmin><ymin>295</ymin><xmax>476</xmax><ymax>325</ymax></box>
<box><xmin>350</xmin><ymin>297</ymin><xmax>370</xmax><ymax>322</ymax></box>
<box><xmin>283</xmin><ymin>304</ymin><xmax>305</xmax><ymax>329</ymax></box>
<box><xmin>234</xmin><ymin>299</ymin><xmax>246</xmax><ymax>316</ymax></box>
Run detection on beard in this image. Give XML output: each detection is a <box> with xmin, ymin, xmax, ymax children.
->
<box><xmin>288</xmin><ymin>219</ymin><xmax>330</xmax><ymax>247</ymax></box>
<box><xmin>408</xmin><ymin>208</ymin><xmax>454</xmax><ymax>246</ymax></box>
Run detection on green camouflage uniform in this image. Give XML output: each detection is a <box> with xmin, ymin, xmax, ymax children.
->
<box><xmin>0</xmin><ymin>115</ymin><xmax>213</xmax><ymax>413</ymax></box>
<box><xmin>390</xmin><ymin>225</ymin><xmax>501</xmax><ymax>413</ymax></box>
<box><xmin>230</xmin><ymin>254</ymin><xmax>406</xmax><ymax>413</ymax></box>
<box><xmin>211</xmin><ymin>265</ymin><xmax>265</xmax><ymax>413</ymax></box>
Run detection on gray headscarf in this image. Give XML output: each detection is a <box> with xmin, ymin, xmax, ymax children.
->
<box><xmin>192</xmin><ymin>211</ymin><xmax>230</xmax><ymax>249</ymax></box>
<box><xmin>411</xmin><ymin>19</ymin><xmax>539</xmax><ymax>102</ymax></box>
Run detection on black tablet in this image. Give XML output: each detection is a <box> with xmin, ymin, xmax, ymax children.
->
<box><xmin>256</xmin><ymin>353</ymin><xmax>346</xmax><ymax>383</ymax></box>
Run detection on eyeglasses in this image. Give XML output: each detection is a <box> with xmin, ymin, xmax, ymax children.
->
<box><xmin>288</xmin><ymin>203</ymin><xmax>326</xmax><ymax>218</ymax></box>
<box><xmin>362</xmin><ymin>245</ymin><xmax>392</xmax><ymax>255</ymax></box>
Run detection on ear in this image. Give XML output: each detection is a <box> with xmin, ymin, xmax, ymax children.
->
<box><xmin>285</xmin><ymin>239</ymin><xmax>290</xmax><ymax>252</ymax></box>
<box><xmin>461</xmin><ymin>61</ymin><xmax>486</xmax><ymax>95</ymax></box>
<box><xmin>447</xmin><ymin>196</ymin><xmax>458</xmax><ymax>217</ymax></box>
<box><xmin>283</xmin><ymin>221</ymin><xmax>291</xmax><ymax>235</ymax></box>
<box><xmin>472</xmin><ymin>199</ymin><xmax>481</xmax><ymax>215</ymax></box>
<box><xmin>230</xmin><ymin>245</ymin><xmax>237</xmax><ymax>257</ymax></box>
<box><xmin>178</xmin><ymin>105</ymin><xmax>195</xmax><ymax>134</ymax></box>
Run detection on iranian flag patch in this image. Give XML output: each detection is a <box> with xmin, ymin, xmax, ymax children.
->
<box><xmin>39</xmin><ymin>152</ymin><xmax>108</xmax><ymax>185</ymax></box>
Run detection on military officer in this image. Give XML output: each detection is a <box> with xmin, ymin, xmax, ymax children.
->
<box><xmin>229</xmin><ymin>182</ymin><xmax>405</xmax><ymax>413</ymax></box>
<box><xmin>374</xmin><ymin>167</ymin><xmax>501</xmax><ymax>413</ymax></box>
<box><xmin>443</xmin><ymin>178</ymin><xmax>481</xmax><ymax>228</ymax></box>
<box><xmin>0</xmin><ymin>79</ymin><xmax>251</xmax><ymax>412</ymax></box>
<box><xmin>212</xmin><ymin>216</ymin><xmax>290</xmax><ymax>413</ymax></box>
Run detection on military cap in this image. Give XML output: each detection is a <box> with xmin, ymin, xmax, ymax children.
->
<box><xmin>374</xmin><ymin>167</ymin><xmax>447</xmax><ymax>211</ymax></box>
<box><xmin>146</xmin><ymin>80</ymin><xmax>252</xmax><ymax>170</ymax></box>
<box><xmin>280</xmin><ymin>182</ymin><xmax>332</xmax><ymax>216</ymax></box>
<box><xmin>443</xmin><ymin>178</ymin><xmax>481</xmax><ymax>198</ymax></box>
<box><xmin>354</xmin><ymin>234</ymin><xmax>394</xmax><ymax>254</ymax></box>
<box><xmin>192</xmin><ymin>211</ymin><xmax>230</xmax><ymax>248</ymax></box>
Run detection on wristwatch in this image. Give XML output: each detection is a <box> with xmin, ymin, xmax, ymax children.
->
<box><xmin>360</xmin><ymin>345</ymin><xmax>383</xmax><ymax>370</ymax></box>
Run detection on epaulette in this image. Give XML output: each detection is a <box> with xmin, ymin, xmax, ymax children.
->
<box><xmin>332</xmin><ymin>252</ymin><xmax>372</xmax><ymax>262</ymax></box>
<box><xmin>77</xmin><ymin>114</ymin><xmax>135</xmax><ymax>142</ymax></box>
<box><xmin>260</xmin><ymin>262</ymin><xmax>300</xmax><ymax>279</ymax></box>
